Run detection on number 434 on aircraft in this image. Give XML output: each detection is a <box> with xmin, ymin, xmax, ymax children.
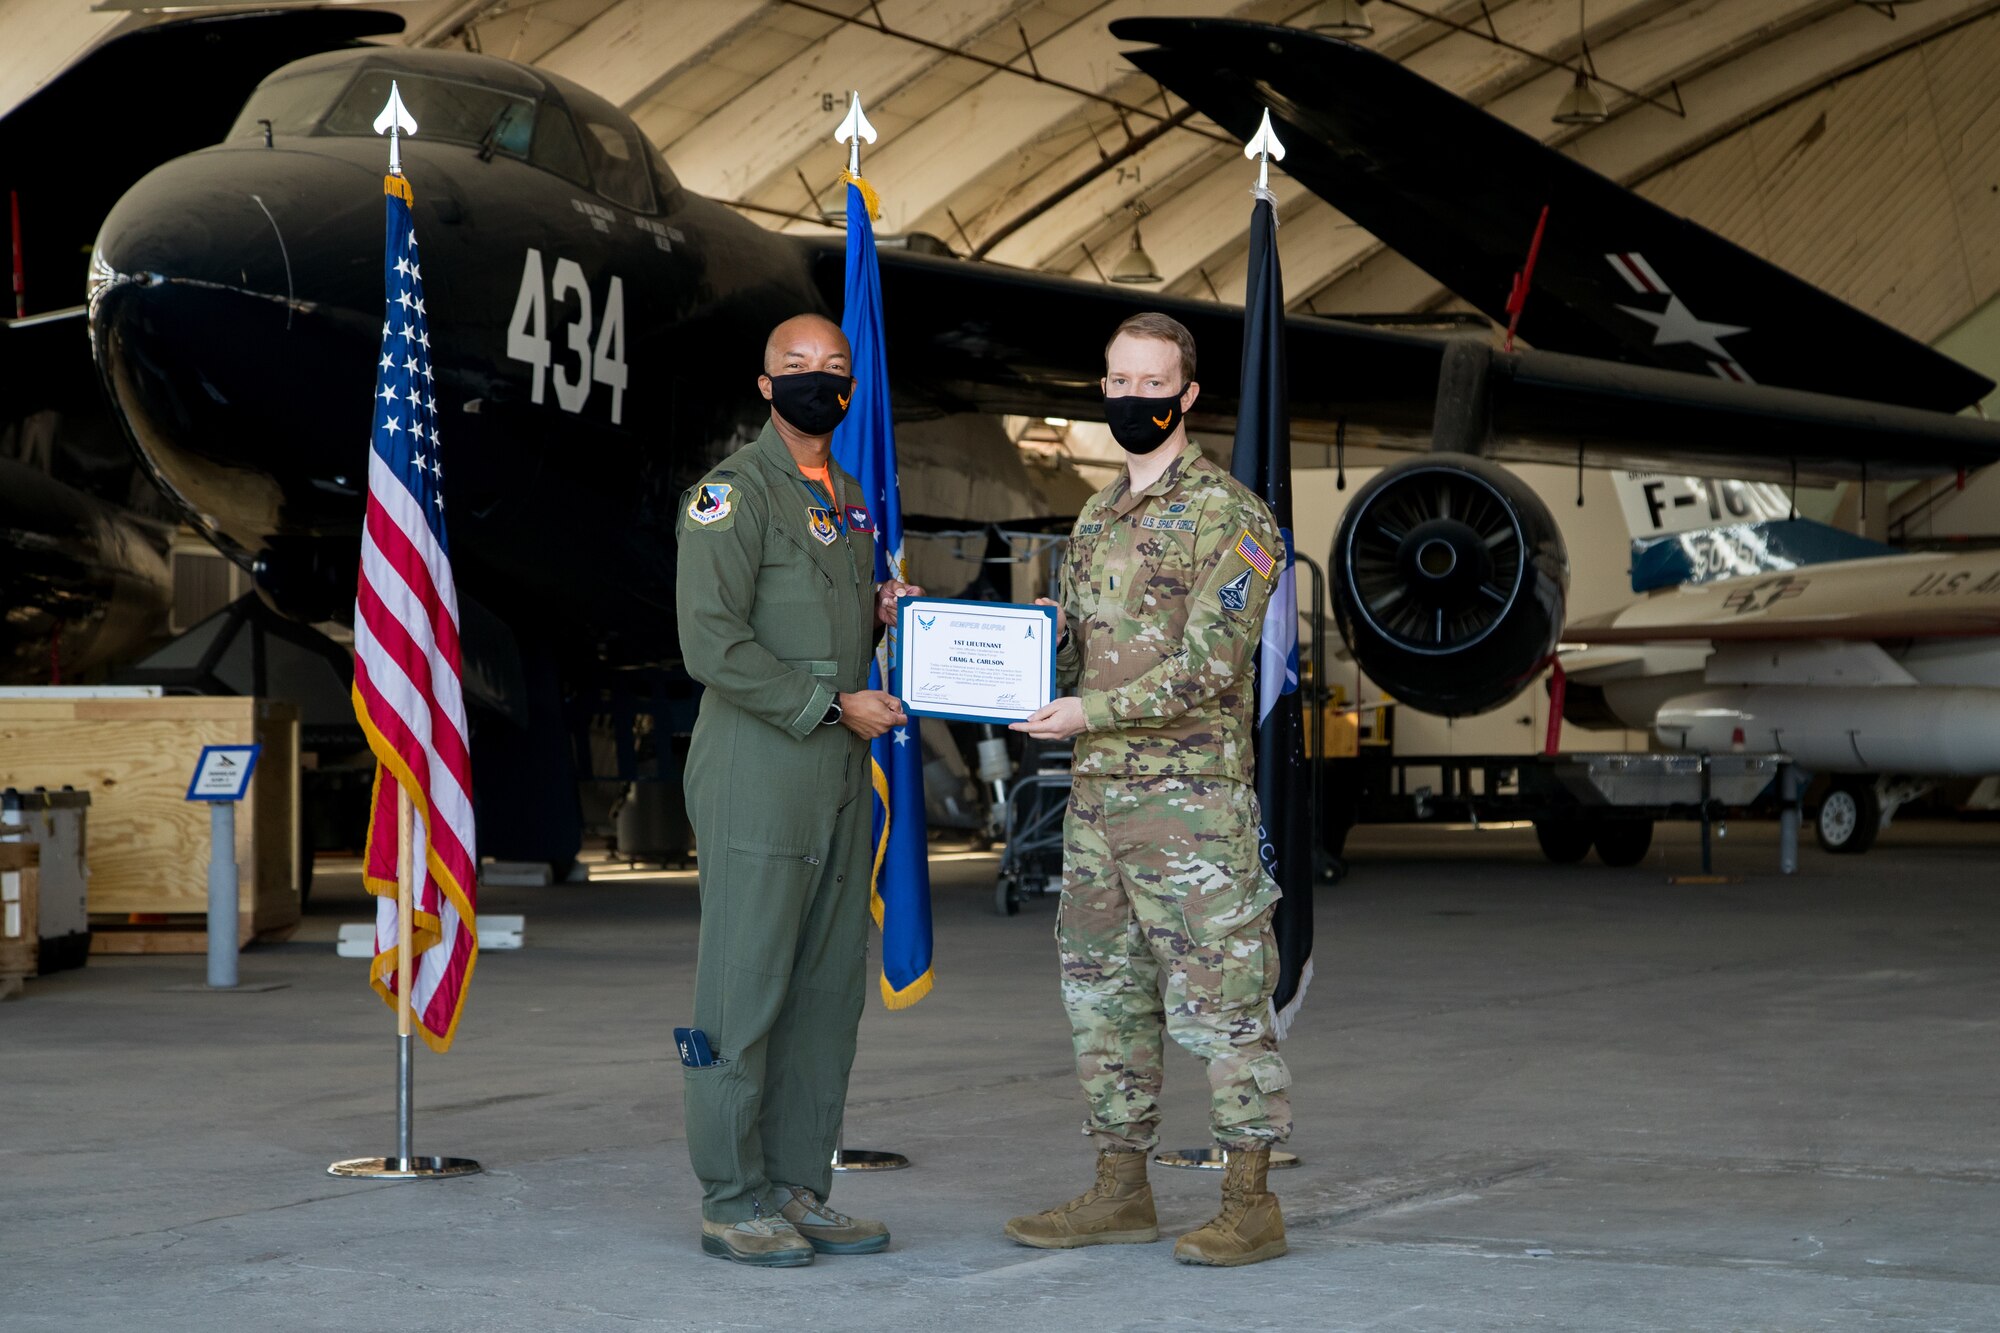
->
<box><xmin>507</xmin><ymin>247</ymin><xmax>628</xmax><ymax>424</ymax></box>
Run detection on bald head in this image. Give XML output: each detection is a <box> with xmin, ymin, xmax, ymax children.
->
<box><xmin>763</xmin><ymin>314</ymin><xmax>850</xmax><ymax>376</ymax></box>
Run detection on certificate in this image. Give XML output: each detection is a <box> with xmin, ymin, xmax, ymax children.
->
<box><xmin>895</xmin><ymin>597</ymin><xmax>1058</xmax><ymax>724</ymax></box>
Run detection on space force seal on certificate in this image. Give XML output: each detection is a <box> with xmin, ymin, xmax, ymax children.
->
<box><xmin>895</xmin><ymin>597</ymin><xmax>1058</xmax><ymax>724</ymax></box>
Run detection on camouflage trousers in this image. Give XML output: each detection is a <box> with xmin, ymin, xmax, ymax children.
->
<box><xmin>1057</xmin><ymin>775</ymin><xmax>1292</xmax><ymax>1152</ymax></box>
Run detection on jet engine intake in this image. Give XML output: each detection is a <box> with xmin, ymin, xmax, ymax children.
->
<box><xmin>1331</xmin><ymin>455</ymin><xmax>1568</xmax><ymax>717</ymax></box>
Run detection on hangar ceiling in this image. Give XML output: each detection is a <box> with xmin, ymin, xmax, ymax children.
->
<box><xmin>11</xmin><ymin>0</ymin><xmax>2000</xmax><ymax>332</ymax></box>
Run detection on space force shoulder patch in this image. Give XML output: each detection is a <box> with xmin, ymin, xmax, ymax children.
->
<box><xmin>1217</xmin><ymin>569</ymin><xmax>1253</xmax><ymax>612</ymax></box>
<box><xmin>687</xmin><ymin>482</ymin><xmax>733</xmax><ymax>527</ymax></box>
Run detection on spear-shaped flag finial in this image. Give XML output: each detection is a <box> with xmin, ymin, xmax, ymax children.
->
<box><xmin>1244</xmin><ymin>107</ymin><xmax>1287</xmax><ymax>193</ymax></box>
<box><xmin>834</xmin><ymin>90</ymin><xmax>877</xmax><ymax>178</ymax></box>
<box><xmin>374</xmin><ymin>80</ymin><xmax>419</xmax><ymax>176</ymax></box>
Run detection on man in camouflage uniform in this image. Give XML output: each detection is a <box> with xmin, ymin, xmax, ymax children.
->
<box><xmin>1005</xmin><ymin>312</ymin><xmax>1292</xmax><ymax>1267</ymax></box>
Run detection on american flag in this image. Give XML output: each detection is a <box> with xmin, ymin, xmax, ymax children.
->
<box><xmin>352</xmin><ymin>172</ymin><xmax>478</xmax><ymax>1052</ymax></box>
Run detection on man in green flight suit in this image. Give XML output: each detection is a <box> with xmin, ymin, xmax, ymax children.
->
<box><xmin>675</xmin><ymin>313</ymin><xmax>920</xmax><ymax>1267</ymax></box>
<box><xmin>1006</xmin><ymin>312</ymin><xmax>1293</xmax><ymax>1267</ymax></box>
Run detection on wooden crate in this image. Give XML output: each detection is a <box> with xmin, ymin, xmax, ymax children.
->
<box><xmin>0</xmin><ymin>843</ymin><xmax>39</xmax><ymax>991</ymax></box>
<box><xmin>0</xmin><ymin>697</ymin><xmax>299</xmax><ymax>952</ymax></box>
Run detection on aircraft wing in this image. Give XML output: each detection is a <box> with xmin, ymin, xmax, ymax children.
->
<box><xmin>1112</xmin><ymin>18</ymin><xmax>1994</xmax><ymax>415</ymax></box>
<box><xmin>0</xmin><ymin>7</ymin><xmax>403</xmax><ymax>318</ymax></box>
<box><xmin>805</xmin><ymin>244</ymin><xmax>2000</xmax><ymax>482</ymax></box>
<box><xmin>1568</xmin><ymin>551</ymin><xmax>2000</xmax><ymax>642</ymax></box>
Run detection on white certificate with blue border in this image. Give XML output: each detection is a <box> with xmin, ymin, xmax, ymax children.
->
<box><xmin>896</xmin><ymin>597</ymin><xmax>1058</xmax><ymax>724</ymax></box>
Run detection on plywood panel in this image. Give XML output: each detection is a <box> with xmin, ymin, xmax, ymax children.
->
<box><xmin>1629</xmin><ymin>19</ymin><xmax>2000</xmax><ymax>349</ymax></box>
<box><xmin>1918</xmin><ymin>14</ymin><xmax>2000</xmax><ymax>307</ymax></box>
<box><xmin>0</xmin><ymin>699</ymin><xmax>297</xmax><ymax>933</ymax></box>
<box><xmin>1636</xmin><ymin>129</ymin><xmax>1772</xmax><ymax>258</ymax></box>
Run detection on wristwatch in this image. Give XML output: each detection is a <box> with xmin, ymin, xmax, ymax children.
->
<box><xmin>820</xmin><ymin>698</ymin><xmax>843</xmax><ymax>727</ymax></box>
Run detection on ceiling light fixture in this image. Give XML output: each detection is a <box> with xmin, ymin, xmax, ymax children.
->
<box><xmin>1308</xmin><ymin>0</ymin><xmax>1374</xmax><ymax>39</ymax></box>
<box><xmin>1109</xmin><ymin>202</ymin><xmax>1161</xmax><ymax>285</ymax></box>
<box><xmin>1552</xmin><ymin>0</ymin><xmax>1609</xmax><ymax>126</ymax></box>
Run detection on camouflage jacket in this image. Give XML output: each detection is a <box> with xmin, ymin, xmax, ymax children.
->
<box><xmin>1055</xmin><ymin>440</ymin><xmax>1281</xmax><ymax>781</ymax></box>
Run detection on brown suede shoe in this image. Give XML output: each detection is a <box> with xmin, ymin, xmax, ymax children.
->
<box><xmin>1004</xmin><ymin>1149</ymin><xmax>1160</xmax><ymax>1248</ymax></box>
<box><xmin>699</xmin><ymin>1216</ymin><xmax>815</xmax><ymax>1267</ymax></box>
<box><xmin>1173</xmin><ymin>1147</ymin><xmax>1288</xmax><ymax>1266</ymax></box>
<box><xmin>779</xmin><ymin>1184</ymin><xmax>890</xmax><ymax>1255</ymax></box>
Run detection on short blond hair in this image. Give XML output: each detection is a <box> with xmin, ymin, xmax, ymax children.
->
<box><xmin>1105</xmin><ymin>312</ymin><xmax>1196</xmax><ymax>384</ymax></box>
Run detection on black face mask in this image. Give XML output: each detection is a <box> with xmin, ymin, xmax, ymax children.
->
<box><xmin>767</xmin><ymin>370</ymin><xmax>853</xmax><ymax>437</ymax></box>
<box><xmin>1103</xmin><ymin>390</ymin><xmax>1184</xmax><ymax>454</ymax></box>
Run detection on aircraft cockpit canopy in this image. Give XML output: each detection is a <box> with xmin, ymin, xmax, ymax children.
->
<box><xmin>226</xmin><ymin>51</ymin><xmax>676</xmax><ymax>217</ymax></box>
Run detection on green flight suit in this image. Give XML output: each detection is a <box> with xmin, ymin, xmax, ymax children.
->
<box><xmin>675</xmin><ymin>421</ymin><xmax>879</xmax><ymax>1223</ymax></box>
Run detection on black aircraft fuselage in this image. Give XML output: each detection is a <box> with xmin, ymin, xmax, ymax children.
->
<box><xmin>90</xmin><ymin>48</ymin><xmax>828</xmax><ymax>668</ymax></box>
<box><xmin>67</xmin><ymin>18</ymin><xmax>2000</xmax><ymax>726</ymax></box>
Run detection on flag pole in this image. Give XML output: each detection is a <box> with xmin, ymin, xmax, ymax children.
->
<box><xmin>330</xmin><ymin>83</ymin><xmax>479</xmax><ymax>1182</ymax></box>
<box><xmin>396</xmin><ymin>787</ymin><xmax>415</xmax><ymax>1167</ymax></box>
<box><xmin>829</xmin><ymin>88</ymin><xmax>909</xmax><ymax>1175</ymax></box>
<box><xmin>1158</xmin><ymin>107</ymin><xmax>1300</xmax><ymax>1174</ymax></box>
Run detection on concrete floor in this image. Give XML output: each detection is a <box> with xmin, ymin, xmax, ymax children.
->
<box><xmin>6</xmin><ymin>819</ymin><xmax>2000</xmax><ymax>1331</ymax></box>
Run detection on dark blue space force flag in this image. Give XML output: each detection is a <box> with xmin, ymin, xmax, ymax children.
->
<box><xmin>1231</xmin><ymin>190</ymin><xmax>1314</xmax><ymax>1037</ymax></box>
<box><xmin>831</xmin><ymin>172</ymin><xmax>934</xmax><ymax>1008</ymax></box>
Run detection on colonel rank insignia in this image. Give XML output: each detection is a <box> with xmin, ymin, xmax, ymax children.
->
<box><xmin>688</xmin><ymin>483</ymin><xmax>732</xmax><ymax>525</ymax></box>
<box><xmin>807</xmin><ymin>506</ymin><xmax>840</xmax><ymax>545</ymax></box>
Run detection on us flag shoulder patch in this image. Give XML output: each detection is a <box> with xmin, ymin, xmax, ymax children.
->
<box><xmin>1235</xmin><ymin>529</ymin><xmax>1277</xmax><ymax>581</ymax></box>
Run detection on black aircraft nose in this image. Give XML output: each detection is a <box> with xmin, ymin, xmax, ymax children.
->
<box><xmin>89</xmin><ymin>144</ymin><xmax>382</xmax><ymax>559</ymax></box>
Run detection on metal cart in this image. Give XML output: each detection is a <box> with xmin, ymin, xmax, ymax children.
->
<box><xmin>994</xmin><ymin>751</ymin><xmax>1071</xmax><ymax>915</ymax></box>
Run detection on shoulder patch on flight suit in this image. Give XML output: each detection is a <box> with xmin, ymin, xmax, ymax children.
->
<box><xmin>1234</xmin><ymin>529</ymin><xmax>1277</xmax><ymax>581</ymax></box>
<box><xmin>1217</xmin><ymin>569</ymin><xmax>1253</xmax><ymax>612</ymax></box>
<box><xmin>686</xmin><ymin>482</ymin><xmax>734</xmax><ymax>528</ymax></box>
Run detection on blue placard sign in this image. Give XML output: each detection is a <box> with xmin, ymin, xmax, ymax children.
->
<box><xmin>186</xmin><ymin>744</ymin><xmax>262</xmax><ymax>802</ymax></box>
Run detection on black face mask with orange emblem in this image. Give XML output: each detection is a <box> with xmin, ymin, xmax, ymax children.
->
<box><xmin>767</xmin><ymin>371</ymin><xmax>853</xmax><ymax>436</ymax></box>
<box><xmin>1103</xmin><ymin>389</ymin><xmax>1183</xmax><ymax>454</ymax></box>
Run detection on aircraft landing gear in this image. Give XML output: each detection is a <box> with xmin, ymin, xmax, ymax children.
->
<box><xmin>1816</xmin><ymin>776</ymin><xmax>1881</xmax><ymax>854</ymax></box>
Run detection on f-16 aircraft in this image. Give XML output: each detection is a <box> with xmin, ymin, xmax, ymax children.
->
<box><xmin>1565</xmin><ymin>515</ymin><xmax>2000</xmax><ymax>854</ymax></box>
<box><xmin>8</xmin><ymin>10</ymin><xmax>2000</xmax><ymax>870</ymax></box>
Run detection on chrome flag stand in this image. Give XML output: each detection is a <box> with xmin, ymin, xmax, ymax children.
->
<box><xmin>329</xmin><ymin>788</ymin><xmax>480</xmax><ymax>1181</ymax></box>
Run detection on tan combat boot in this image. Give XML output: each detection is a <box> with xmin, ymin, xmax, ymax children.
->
<box><xmin>1173</xmin><ymin>1147</ymin><xmax>1287</xmax><ymax>1266</ymax></box>
<box><xmin>1004</xmin><ymin>1149</ymin><xmax>1160</xmax><ymax>1248</ymax></box>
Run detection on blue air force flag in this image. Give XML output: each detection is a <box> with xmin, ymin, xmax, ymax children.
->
<box><xmin>831</xmin><ymin>175</ymin><xmax>934</xmax><ymax>1008</ymax></box>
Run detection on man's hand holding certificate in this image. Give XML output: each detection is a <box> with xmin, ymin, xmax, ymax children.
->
<box><xmin>895</xmin><ymin>597</ymin><xmax>1058</xmax><ymax>724</ymax></box>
